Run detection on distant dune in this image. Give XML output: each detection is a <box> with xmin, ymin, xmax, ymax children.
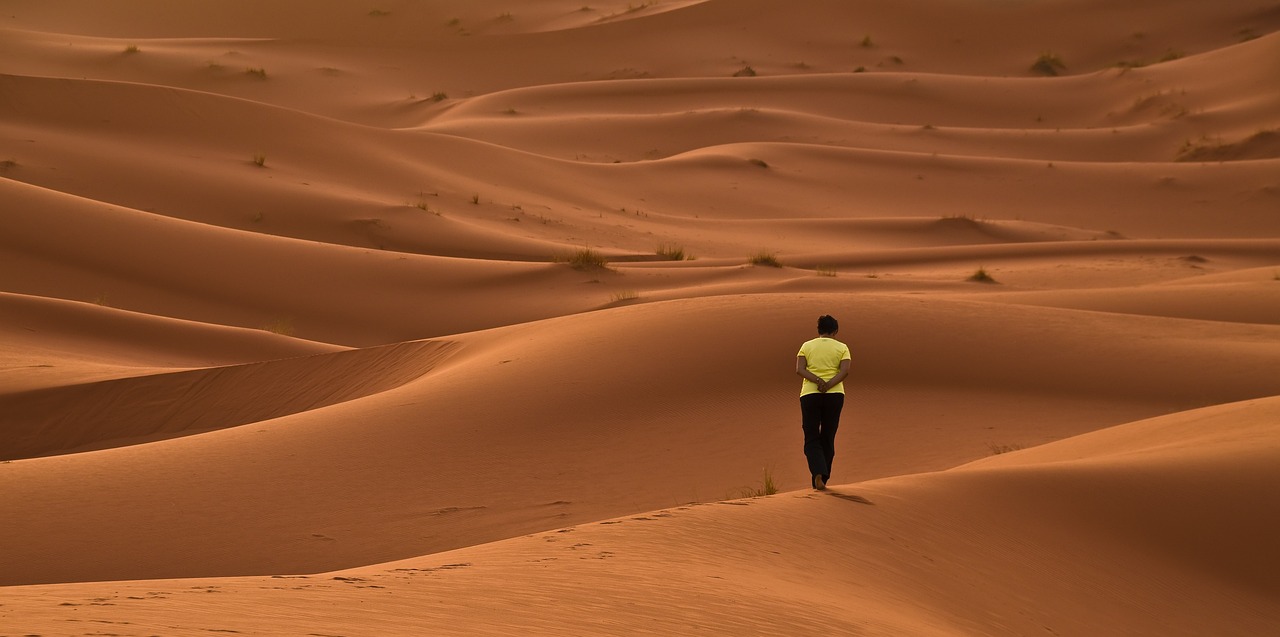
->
<box><xmin>1</xmin><ymin>1</ymin><xmax>1278</xmax><ymax>635</ymax></box>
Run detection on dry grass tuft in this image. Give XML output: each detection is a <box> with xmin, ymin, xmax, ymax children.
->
<box><xmin>968</xmin><ymin>267</ymin><xmax>997</xmax><ymax>283</ymax></box>
<box><xmin>1030</xmin><ymin>52</ymin><xmax>1066</xmax><ymax>76</ymax></box>
<box><xmin>561</xmin><ymin>247</ymin><xmax>611</xmax><ymax>271</ymax></box>
<box><xmin>749</xmin><ymin>251</ymin><xmax>783</xmax><ymax>268</ymax></box>
<box><xmin>738</xmin><ymin>468</ymin><xmax>779</xmax><ymax>498</ymax></box>
<box><xmin>656</xmin><ymin>243</ymin><xmax>686</xmax><ymax>261</ymax></box>
<box><xmin>988</xmin><ymin>443</ymin><xmax>1024</xmax><ymax>455</ymax></box>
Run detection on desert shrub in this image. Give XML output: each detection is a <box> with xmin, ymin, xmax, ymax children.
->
<box><xmin>739</xmin><ymin>468</ymin><xmax>779</xmax><ymax>498</ymax></box>
<box><xmin>656</xmin><ymin>243</ymin><xmax>686</xmax><ymax>261</ymax></box>
<box><xmin>262</xmin><ymin>317</ymin><xmax>295</xmax><ymax>336</ymax></box>
<box><xmin>968</xmin><ymin>267</ymin><xmax>997</xmax><ymax>283</ymax></box>
<box><xmin>1030</xmin><ymin>52</ymin><xmax>1066</xmax><ymax>76</ymax></box>
<box><xmin>562</xmin><ymin>247</ymin><xmax>610</xmax><ymax>270</ymax></box>
<box><xmin>749</xmin><ymin>250</ymin><xmax>782</xmax><ymax>267</ymax></box>
<box><xmin>988</xmin><ymin>443</ymin><xmax>1024</xmax><ymax>455</ymax></box>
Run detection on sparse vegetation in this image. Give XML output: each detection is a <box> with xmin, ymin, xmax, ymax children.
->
<box><xmin>815</xmin><ymin>265</ymin><xmax>837</xmax><ymax>277</ymax></box>
<box><xmin>860</xmin><ymin>35</ymin><xmax>874</xmax><ymax>48</ymax></box>
<box><xmin>0</xmin><ymin>159</ymin><xmax>17</xmax><ymax>172</ymax></box>
<box><xmin>968</xmin><ymin>267</ymin><xmax>998</xmax><ymax>283</ymax></box>
<box><xmin>124</xmin><ymin>44</ymin><xmax>140</xmax><ymax>54</ymax></box>
<box><xmin>245</xmin><ymin>67</ymin><xmax>268</xmax><ymax>79</ymax></box>
<box><xmin>503</xmin><ymin>107</ymin><xmax>519</xmax><ymax>115</ymax></box>
<box><xmin>1031</xmin><ymin>52</ymin><xmax>1066</xmax><ymax>76</ymax></box>
<box><xmin>988</xmin><ymin>443</ymin><xmax>1024</xmax><ymax>455</ymax></box>
<box><xmin>733</xmin><ymin>65</ymin><xmax>757</xmax><ymax>77</ymax></box>
<box><xmin>430</xmin><ymin>91</ymin><xmax>448</xmax><ymax>102</ymax></box>
<box><xmin>561</xmin><ymin>247</ymin><xmax>611</xmax><ymax>270</ymax></box>
<box><xmin>656</xmin><ymin>243</ymin><xmax>686</xmax><ymax>261</ymax></box>
<box><xmin>368</xmin><ymin>9</ymin><xmax>391</xmax><ymax>17</ymax></box>
<box><xmin>252</xmin><ymin>152</ymin><xmax>267</xmax><ymax>167</ymax></box>
<box><xmin>610</xmin><ymin>290</ymin><xmax>639</xmax><ymax>302</ymax></box>
<box><xmin>739</xmin><ymin>468</ymin><xmax>779</xmax><ymax>498</ymax></box>
<box><xmin>1177</xmin><ymin>129</ymin><xmax>1277</xmax><ymax>162</ymax></box>
<box><xmin>470</xmin><ymin>194</ymin><xmax>480</xmax><ymax>205</ymax></box>
<box><xmin>749</xmin><ymin>250</ymin><xmax>783</xmax><ymax>268</ymax></box>
<box><xmin>262</xmin><ymin>317</ymin><xmax>296</xmax><ymax>336</ymax></box>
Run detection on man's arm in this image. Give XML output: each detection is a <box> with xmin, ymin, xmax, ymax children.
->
<box><xmin>819</xmin><ymin>359</ymin><xmax>851</xmax><ymax>392</ymax></box>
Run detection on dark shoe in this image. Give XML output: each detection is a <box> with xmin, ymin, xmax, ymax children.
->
<box><xmin>813</xmin><ymin>475</ymin><xmax>826</xmax><ymax>491</ymax></box>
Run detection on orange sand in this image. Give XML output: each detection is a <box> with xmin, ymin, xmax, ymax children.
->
<box><xmin>1</xmin><ymin>1</ymin><xmax>1278</xmax><ymax>634</ymax></box>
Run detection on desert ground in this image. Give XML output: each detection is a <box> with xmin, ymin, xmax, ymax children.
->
<box><xmin>2</xmin><ymin>0</ymin><xmax>1279</xmax><ymax>635</ymax></box>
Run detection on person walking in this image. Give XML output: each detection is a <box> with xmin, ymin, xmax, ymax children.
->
<box><xmin>795</xmin><ymin>315</ymin><xmax>851</xmax><ymax>491</ymax></box>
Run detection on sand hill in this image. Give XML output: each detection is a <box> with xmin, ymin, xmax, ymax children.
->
<box><xmin>2</xmin><ymin>0</ymin><xmax>1278</xmax><ymax>635</ymax></box>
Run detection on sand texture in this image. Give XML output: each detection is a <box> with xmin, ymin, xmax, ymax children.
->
<box><xmin>2</xmin><ymin>0</ymin><xmax>1279</xmax><ymax>635</ymax></box>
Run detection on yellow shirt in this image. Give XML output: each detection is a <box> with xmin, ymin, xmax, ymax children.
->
<box><xmin>798</xmin><ymin>336</ymin><xmax>851</xmax><ymax>396</ymax></box>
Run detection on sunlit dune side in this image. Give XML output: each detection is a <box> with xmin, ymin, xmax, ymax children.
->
<box><xmin>1</xmin><ymin>0</ymin><xmax>1279</xmax><ymax>634</ymax></box>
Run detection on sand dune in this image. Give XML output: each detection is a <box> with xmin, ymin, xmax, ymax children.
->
<box><xmin>2</xmin><ymin>0</ymin><xmax>1278</xmax><ymax>634</ymax></box>
<box><xmin>3</xmin><ymin>397</ymin><xmax>1276</xmax><ymax>635</ymax></box>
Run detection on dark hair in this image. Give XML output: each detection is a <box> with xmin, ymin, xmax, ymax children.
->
<box><xmin>817</xmin><ymin>315</ymin><xmax>839</xmax><ymax>335</ymax></box>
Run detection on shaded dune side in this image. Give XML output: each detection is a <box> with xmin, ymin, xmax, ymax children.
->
<box><xmin>0</xmin><ymin>339</ymin><xmax>460</xmax><ymax>461</ymax></box>
<box><xmin>952</xmin><ymin>399</ymin><xmax>1280</xmax><ymax>599</ymax></box>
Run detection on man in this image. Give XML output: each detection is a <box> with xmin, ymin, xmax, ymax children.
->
<box><xmin>794</xmin><ymin>315</ymin><xmax>851</xmax><ymax>490</ymax></box>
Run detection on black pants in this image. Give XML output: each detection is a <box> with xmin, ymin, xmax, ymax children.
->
<box><xmin>800</xmin><ymin>392</ymin><xmax>844</xmax><ymax>482</ymax></box>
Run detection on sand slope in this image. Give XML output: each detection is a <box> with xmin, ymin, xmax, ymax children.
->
<box><xmin>2</xmin><ymin>0</ymin><xmax>1279</xmax><ymax>635</ymax></box>
<box><xmin>2</xmin><ymin>397</ymin><xmax>1276</xmax><ymax>636</ymax></box>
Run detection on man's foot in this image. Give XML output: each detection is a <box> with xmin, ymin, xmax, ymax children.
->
<box><xmin>813</xmin><ymin>474</ymin><xmax>826</xmax><ymax>491</ymax></box>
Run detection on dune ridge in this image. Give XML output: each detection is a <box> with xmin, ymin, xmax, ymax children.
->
<box><xmin>2</xmin><ymin>0</ymin><xmax>1278</xmax><ymax>634</ymax></box>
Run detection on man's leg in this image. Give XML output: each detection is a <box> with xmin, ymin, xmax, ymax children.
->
<box><xmin>819</xmin><ymin>393</ymin><xmax>844</xmax><ymax>482</ymax></box>
<box><xmin>800</xmin><ymin>394</ymin><xmax>829</xmax><ymax>483</ymax></box>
